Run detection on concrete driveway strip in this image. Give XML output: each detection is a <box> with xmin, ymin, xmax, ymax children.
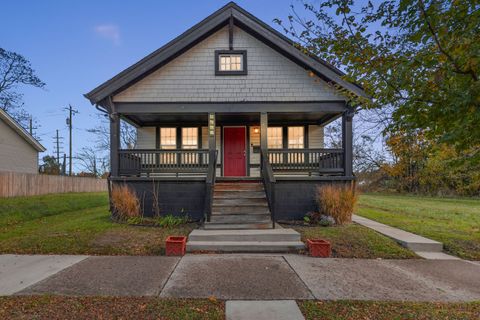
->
<box><xmin>0</xmin><ymin>254</ymin><xmax>88</xmax><ymax>295</ymax></box>
<box><xmin>19</xmin><ymin>256</ymin><xmax>180</xmax><ymax>296</ymax></box>
<box><xmin>284</xmin><ymin>255</ymin><xmax>480</xmax><ymax>302</ymax></box>
<box><xmin>160</xmin><ymin>254</ymin><xmax>313</xmax><ymax>299</ymax></box>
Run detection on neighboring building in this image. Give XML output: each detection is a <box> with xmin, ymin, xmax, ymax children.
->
<box><xmin>85</xmin><ymin>2</ymin><xmax>366</xmax><ymax>228</ymax></box>
<box><xmin>0</xmin><ymin>109</ymin><xmax>45</xmax><ymax>174</ymax></box>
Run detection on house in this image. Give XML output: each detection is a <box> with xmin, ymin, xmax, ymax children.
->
<box><xmin>0</xmin><ymin>109</ymin><xmax>45</xmax><ymax>174</ymax></box>
<box><xmin>85</xmin><ymin>2</ymin><xmax>365</xmax><ymax>230</ymax></box>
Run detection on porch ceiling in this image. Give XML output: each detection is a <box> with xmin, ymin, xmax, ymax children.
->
<box><xmin>122</xmin><ymin>111</ymin><xmax>341</xmax><ymax>127</ymax></box>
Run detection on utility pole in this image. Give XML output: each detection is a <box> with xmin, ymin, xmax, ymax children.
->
<box><xmin>52</xmin><ymin>130</ymin><xmax>64</xmax><ymax>164</ymax></box>
<box><xmin>65</xmin><ymin>105</ymin><xmax>78</xmax><ymax>176</ymax></box>
<box><xmin>29</xmin><ymin>117</ymin><xmax>33</xmax><ymax>135</ymax></box>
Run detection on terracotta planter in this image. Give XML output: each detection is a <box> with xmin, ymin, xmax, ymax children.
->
<box><xmin>165</xmin><ymin>236</ymin><xmax>187</xmax><ymax>256</ymax></box>
<box><xmin>307</xmin><ymin>239</ymin><xmax>331</xmax><ymax>257</ymax></box>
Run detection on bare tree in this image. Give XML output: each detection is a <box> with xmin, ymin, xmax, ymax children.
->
<box><xmin>0</xmin><ymin>48</ymin><xmax>45</xmax><ymax>128</ymax></box>
<box><xmin>76</xmin><ymin>146</ymin><xmax>108</xmax><ymax>177</ymax></box>
<box><xmin>87</xmin><ymin>116</ymin><xmax>137</xmax><ymax>172</ymax></box>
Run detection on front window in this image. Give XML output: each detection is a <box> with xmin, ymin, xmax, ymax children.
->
<box><xmin>219</xmin><ymin>54</ymin><xmax>243</xmax><ymax>71</ymax></box>
<box><xmin>268</xmin><ymin>127</ymin><xmax>283</xmax><ymax>149</ymax></box>
<box><xmin>160</xmin><ymin>128</ymin><xmax>177</xmax><ymax>164</ymax></box>
<box><xmin>288</xmin><ymin>127</ymin><xmax>304</xmax><ymax>149</ymax></box>
<box><xmin>182</xmin><ymin>128</ymin><xmax>198</xmax><ymax>149</ymax></box>
<box><xmin>215</xmin><ymin>50</ymin><xmax>247</xmax><ymax>75</ymax></box>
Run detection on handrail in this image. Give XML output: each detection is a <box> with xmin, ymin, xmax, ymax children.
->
<box><xmin>204</xmin><ymin>150</ymin><xmax>218</xmax><ymax>223</ymax></box>
<box><xmin>260</xmin><ymin>149</ymin><xmax>276</xmax><ymax>229</ymax></box>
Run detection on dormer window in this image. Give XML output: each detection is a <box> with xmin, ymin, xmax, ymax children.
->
<box><xmin>215</xmin><ymin>50</ymin><xmax>247</xmax><ymax>75</ymax></box>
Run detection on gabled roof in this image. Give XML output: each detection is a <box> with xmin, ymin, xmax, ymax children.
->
<box><xmin>0</xmin><ymin>109</ymin><xmax>46</xmax><ymax>152</ymax></box>
<box><xmin>85</xmin><ymin>2</ymin><xmax>367</xmax><ymax>107</ymax></box>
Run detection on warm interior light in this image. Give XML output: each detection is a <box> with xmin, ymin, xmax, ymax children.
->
<box><xmin>253</xmin><ymin>127</ymin><xmax>259</xmax><ymax>134</ymax></box>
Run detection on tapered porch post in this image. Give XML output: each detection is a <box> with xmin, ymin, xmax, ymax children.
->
<box><xmin>110</xmin><ymin>112</ymin><xmax>120</xmax><ymax>177</ymax></box>
<box><xmin>342</xmin><ymin>107</ymin><xmax>354</xmax><ymax>176</ymax></box>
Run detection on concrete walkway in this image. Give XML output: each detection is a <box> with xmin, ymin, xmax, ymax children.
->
<box><xmin>352</xmin><ymin>215</ymin><xmax>459</xmax><ymax>259</ymax></box>
<box><xmin>2</xmin><ymin>254</ymin><xmax>479</xmax><ymax>302</ymax></box>
<box><xmin>0</xmin><ymin>254</ymin><xmax>88</xmax><ymax>295</ymax></box>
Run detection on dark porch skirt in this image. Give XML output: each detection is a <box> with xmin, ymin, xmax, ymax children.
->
<box><xmin>111</xmin><ymin>178</ymin><xmax>206</xmax><ymax>221</ymax></box>
<box><xmin>272</xmin><ymin>177</ymin><xmax>355</xmax><ymax>221</ymax></box>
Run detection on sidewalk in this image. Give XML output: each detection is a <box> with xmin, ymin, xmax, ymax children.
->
<box><xmin>2</xmin><ymin>254</ymin><xmax>479</xmax><ymax>302</ymax></box>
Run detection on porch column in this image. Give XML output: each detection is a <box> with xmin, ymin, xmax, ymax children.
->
<box><xmin>260</xmin><ymin>112</ymin><xmax>268</xmax><ymax>152</ymax></box>
<box><xmin>342</xmin><ymin>107</ymin><xmax>354</xmax><ymax>176</ymax></box>
<box><xmin>208</xmin><ymin>112</ymin><xmax>216</xmax><ymax>160</ymax></box>
<box><xmin>110</xmin><ymin>112</ymin><xmax>120</xmax><ymax>177</ymax></box>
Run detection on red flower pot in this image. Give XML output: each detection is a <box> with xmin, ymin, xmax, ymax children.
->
<box><xmin>165</xmin><ymin>236</ymin><xmax>187</xmax><ymax>256</ymax></box>
<box><xmin>307</xmin><ymin>239</ymin><xmax>331</xmax><ymax>257</ymax></box>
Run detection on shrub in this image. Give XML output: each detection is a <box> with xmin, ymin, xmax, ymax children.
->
<box><xmin>155</xmin><ymin>214</ymin><xmax>188</xmax><ymax>228</ymax></box>
<box><xmin>111</xmin><ymin>184</ymin><xmax>141</xmax><ymax>220</ymax></box>
<box><xmin>317</xmin><ymin>184</ymin><xmax>357</xmax><ymax>225</ymax></box>
<box><xmin>304</xmin><ymin>211</ymin><xmax>335</xmax><ymax>227</ymax></box>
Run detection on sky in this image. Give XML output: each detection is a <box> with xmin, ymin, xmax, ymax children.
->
<box><xmin>0</xmin><ymin>0</ymin><xmax>303</xmax><ymax>172</ymax></box>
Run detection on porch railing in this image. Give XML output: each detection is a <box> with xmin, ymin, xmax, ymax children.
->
<box><xmin>261</xmin><ymin>149</ymin><xmax>276</xmax><ymax>229</ymax></box>
<box><xmin>267</xmin><ymin>148</ymin><xmax>344</xmax><ymax>175</ymax></box>
<box><xmin>118</xmin><ymin>149</ymin><xmax>211</xmax><ymax>176</ymax></box>
<box><xmin>204</xmin><ymin>150</ymin><xmax>218</xmax><ymax>222</ymax></box>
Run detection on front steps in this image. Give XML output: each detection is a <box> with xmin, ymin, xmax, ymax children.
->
<box><xmin>186</xmin><ymin>228</ymin><xmax>305</xmax><ymax>253</ymax></box>
<box><xmin>188</xmin><ymin>181</ymin><xmax>305</xmax><ymax>252</ymax></box>
<box><xmin>205</xmin><ymin>182</ymin><xmax>272</xmax><ymax>230</ymax></box>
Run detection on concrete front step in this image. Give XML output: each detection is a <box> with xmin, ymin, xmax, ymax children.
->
<box><xmin>186</xmin><ymin>241</ymin><xmax>305</xmax><ymax>252</ymax></box>
<box><xmin>189</xmin><ymin>229</ymin><xmax>301</xmax><ymax>242</ymax></box>
<box><xmin>213</xmin><ymin>191</ymin><xmax>266</xmax><ymax>199</ymax></box>
<box><xmin>204</xmin><ymin>222</ymin><xmax>273</xmax><ymax>230</ymax></box>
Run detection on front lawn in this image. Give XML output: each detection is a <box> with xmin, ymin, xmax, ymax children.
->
<box><xmin>358</xmin><ymin>194</ymin><xmax>480</xmax><ymax>260</ymax></box>
<box><xmin>292</xmin><ymin>223</ymin><xmax>416</xmax><ymax>259</ymax></box>
<box><xmin>0</xmin><ymin>193</ymin><xmax>195</xmax><ymax>255</ymax></box>
<box><xmin>299</xmin><ymin>300</ymin><xmax>480</xmax><ymax>320</ymax></box>
<box><xmin>0</xmin><ymin>296</ymin><xmax>224</xmax><ymax>320</ymax></box>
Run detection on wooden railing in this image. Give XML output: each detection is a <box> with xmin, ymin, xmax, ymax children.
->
<box><xmin>118</xmin><ymin>149</ymin><xmax>210</xmax><ymax>176</ymax></box>
<box><xmin>261</xmin><ymin>149</ymin><xmax>276</xmax><ymax>229</ymax></box>
<box><xmin>267</xmin><ymin>148</ymin><xmax>344</xmax><ymax>174</ymax></box>
<box><xmin>204</xmin><ymin>150</ymin><xmax>218</xmax><ymax>222</ymax></box>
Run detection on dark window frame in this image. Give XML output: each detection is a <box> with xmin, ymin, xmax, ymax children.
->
<box><xmin>215</xmin><ymin>50</ymin><xmax>248</xmax><ymax>76</ymax></box>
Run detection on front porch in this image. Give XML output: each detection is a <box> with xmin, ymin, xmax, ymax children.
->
<box><xmin>108</xmin><ymin>102</ymin><xmax>355</xmax><ymax>225</ymax></box>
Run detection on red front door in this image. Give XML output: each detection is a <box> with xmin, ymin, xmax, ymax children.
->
<box><xmin>223</xmin><ymin>127</ymin><xmax>247</xmax><ymax>176</ymax></box>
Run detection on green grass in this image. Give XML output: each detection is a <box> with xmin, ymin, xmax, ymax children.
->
<box><xmin>292</xmin><ymin>223</ymin><xmax>416</xmax><ymax>259</ymax></box>
<box><xmin>357</xmin><ymin>194</ymin><xmax>480</xmax><ymax>260</ymax></box>
<box><xmin>0</xmin><ymin>192</ymin><xmax>195</xmax><ymax>255</ymax></box>
<box><xmin>299</xmin><ymin>300</ymin><xmax>480</xmax><ymax>320</ymax></box>
<box><xmin>0</xmin><ymin>296</ymin><xmax>224</xmax><ymax>320</ymax></box>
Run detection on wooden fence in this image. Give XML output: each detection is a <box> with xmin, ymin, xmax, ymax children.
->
<box><xmin>0</xmin><ymin>171</ymin><xmax>107</xmax><ymax>198</ymax></box>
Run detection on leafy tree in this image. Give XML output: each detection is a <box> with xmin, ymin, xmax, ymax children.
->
<box><xmin>275</xmin><ymin>0</ymin><xmax>479</xmax><ymax>153</ymax></box>
<box><xmin>40</xmin><ymin>155</ymin><xmax>61</xmax><ymax>175</ymax></box>
<box><xmin>0</xmin><ymin>48</ymin><xmax>45</xmax><ymax>128</ymax></box>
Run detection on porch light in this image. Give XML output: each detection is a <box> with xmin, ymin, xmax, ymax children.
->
<box><xmin>253</xmin><ymin>127</ymin><xmax>259</xmax><ymax>134</ymax></box>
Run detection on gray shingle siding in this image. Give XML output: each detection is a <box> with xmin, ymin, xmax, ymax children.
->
<box><xmin>114</xmin><ymin>26</ymin><xmax>344</xmax><ymax>103</ymax></box>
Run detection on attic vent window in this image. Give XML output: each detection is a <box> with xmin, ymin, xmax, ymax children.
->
<box><xmin>215</xmin><ymin>50</ymin><xmax>247</xmax><ymax>75</ymax></box>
